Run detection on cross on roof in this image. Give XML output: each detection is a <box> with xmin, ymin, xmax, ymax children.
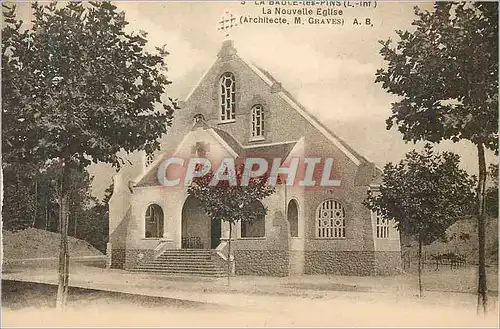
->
<box><xmin>217</xmin><ymin>10</ymin><xmax>237</xmax><ymax>38</ymax></box>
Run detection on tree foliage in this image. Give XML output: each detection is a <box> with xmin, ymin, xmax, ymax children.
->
<box><xmin>187</xmin><ymin>165</ymin><xmax>276</xmax><ymax>226</ymax></box>
<box><xmin>2</xmin><ymin>1</ymin><xmax>178</xmax><ymax>308</ymax></box>
<box><xmin>375</xmin><ymin>2</ymin><xmax>497</xmax><ymax>311</ymax></box>
<box><xmin>485</xmin><ymin>163</ymin><xmax>498</xmax><ymax>217</ymax></box>
<box><xmin>376</xmin><ymin>2</ymin><xmax>498</xmax><ymax>151</ymax></box>
<box><xmin>364</xmin><ymin>144</ymin><xmax>476</xmax><ymax>296</ymax></box>
<box><xmin>2</xmin><ymin>162</ymin><xmax>39</xmax><ymax>232</ymax></box>
<box><xmin>365</xmin><ymin>144</ymin><xmax>476</xmax><ymax>244</ymax></box>
<box><xmin>2</xmin><ymin>1</ymin><xmax>177</xmax><ymax>167</ymax></box>
<box><xmin>2</xmin><ymin>159</ymin><xmax>110</xmax><ymax>253</ymax></box>
<box><xmin>187</xmin><ymin>163</ymin><xmax>276</xmax><ymax>283</ymax></box>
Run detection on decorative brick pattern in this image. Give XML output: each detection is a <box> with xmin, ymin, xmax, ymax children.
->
<box><xmin>304</xmin><ymin>251</ymin><xmax>376</xmax><ymax>276</ymax></box>
<box><xmin>374</xmin><ymin>251</ymin><xmax>402</xmax><ymax>275</ymax></box>
<box><xmin>110</xmin><ymin>249</ymin><xmax>126</xmax><ymax>269</ymax></box>
<box><xmin>235</xmin><ymin>250</ymin><xmax>289</xmax><ymax>276</ymax></box>
<box><xmin>125</xmin><ymin>249</ymin><xmax>154</xmax><ymax>270</ymax></box>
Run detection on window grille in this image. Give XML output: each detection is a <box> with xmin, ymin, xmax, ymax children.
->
<box><xmin>220</xmin><ymin>72</ymin><xmax>236</xmax><ymax>122</ymax></box>
<box><xmin>251</xmin><ymin>105</ymin><xmax>264</xmax><ymax>138</ymax></box>
<box><xmin>375</xmin><ymin>211</ymin><xmax>389</xmax><ymax>238</ymax></box>
<box><xmin>316</xmin><ymin>200</ymin><xmax>345</xmax><ymax>238</ymax></box>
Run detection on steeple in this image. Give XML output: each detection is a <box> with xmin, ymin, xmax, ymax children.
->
<box><xmin>218</xmin><ymin>39</ymin><xmax>237</xmax><ymax>59</ymax></box>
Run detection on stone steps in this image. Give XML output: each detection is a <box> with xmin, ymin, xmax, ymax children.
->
<box><xmin>131</xmin><ymin>249</ymin><xmax>227</xmax><ymax>277</ymax></box>
<box><xmin>128</xmin><ymin>268</ymin><xmax>226</xmax><ymax>277</ymax></box>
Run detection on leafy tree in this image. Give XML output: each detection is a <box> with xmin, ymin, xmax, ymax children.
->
<box><xmin>485</xmin><ymin>164</ymin><xmax>498</xmax><ymax>218</ymax></box>
<box><xmin>187</xmin><ymin>164</ymin><xmax>275</xmax><ymax>284</ymax></box>
<box><xmin>77</xmin><ymin>184</ymin><xmax>113</xmax><ymax>253</ymax></box>
<box><xmin>1</xmin><ymin>162</ymin><xmax>39</xmax><ymax>232</ymax></box>
<box><xmin>2</xmin><ymin>1</ymin><xmax>178</xmax><ymax>309</ymax></box>
<box><xmin>364</xmin><ymin>144</ymin><xmax>476</xmax><ymax>297</ymax></box>
<box><xmin>33</xmin><ymin>164</ymin><xmax>62</xmax><ymax>231</ymax></box>
<box><xmin>375</xmin><ymin>2</ymin><xmax>498</xmax><ymax>312</ymax></box>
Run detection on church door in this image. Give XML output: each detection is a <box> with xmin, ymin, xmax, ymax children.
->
<box><xmin>181</xmin><ymin>195</ymin><xmax>211</xmax><ymax>249</ymax></box>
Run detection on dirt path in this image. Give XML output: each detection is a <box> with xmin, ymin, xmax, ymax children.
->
<box><xmin>2</xmin><ymin>264</ymin><xmax>499</xmax><ymax>327</ymax></box>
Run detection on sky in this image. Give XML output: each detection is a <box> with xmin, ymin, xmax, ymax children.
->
<box><xmin>9</xmin><ymin>1</ymin><xmax>497</xmax><ymax>199</ymax></box>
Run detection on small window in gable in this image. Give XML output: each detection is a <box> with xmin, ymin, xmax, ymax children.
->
<box><xmin>220</xmin><ymin>72</ymin><xmax>236</xmax><ymax>122</ymax></box>
<box><xmin>193</xmin><ymin>113</ymin><xmax>205</xmax><ymax>124</ymax></box>
<box><xmin>250</xmin><ymin>105</ymin><xmax>265</xmax><ymax>140</ymax></box>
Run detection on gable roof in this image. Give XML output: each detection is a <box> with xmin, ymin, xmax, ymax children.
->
<box><xmin>211</xmin><ymin>127</ymin><xmax>298</xmax><ymax>162</ymax></box>
<box><xmin>243</xmin><ymin>59</ymin><xmax>368</xmax><ymax>166</ymax></box>
<box><xmin>133</xmin><ymin>127</ymin><xmax>299</xmax><ymax>187</ymax></box>
<box><xmin>244</xmin><ymin>141</ymin><xmax>297</xmax><ymax>161</ymax></box>
<box><xmin>185</xmin><ymin>40</ymin><xmax>377</xmax><ymax>167</ymax></box>
<box><xmin>211</xmin><ymin>128</ymin><xmax>245</xmax><ymax>156</ymax></box>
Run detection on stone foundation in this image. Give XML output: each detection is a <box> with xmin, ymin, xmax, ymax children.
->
<box><xmin>304</xmin><ymin>251</ymin><xmax>376</xmax><ymax>276</ymax></box>
<box><xmin>213</xmin><ymin>251</ymin><xmax>234</xmax><ymax>275</ymax></box>
<box><xmin>124</xmin><ymin>249</ymin><xmax>154</xmax><ymax>270</ymax></box>
<box><xmin>235</xmin><ymin>250</ymin><xmax>289</xmax><ymax>276</ymax></box>
<box><xmin>289</xmin><ymin>250</ymin><xmax>305</xmax><ymax>275</ymax></box>
<box><xmin>110</xmin><ymin>249</ymin><xmax>126</xmax><ymax>269</ymax></box>
<box><xmin>374</xmin><ymin>251</ymin><xmax>402</xmax><ymax>275</ymax></box>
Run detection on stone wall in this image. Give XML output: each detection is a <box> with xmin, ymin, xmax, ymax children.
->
<box><xmin>124</xmin><ymin>249</ymin><xmax>155</xmax><ymax>270</ymax></box>
<box><xmin>374</xmin><ymin>251</ymin><xmax>402</xmax><ymax>275</ymax></box>
<box><xmin>213</xmin><ymin>251</ymin><xmax>234</xmax><ymax>275</ymax></box>
<box><xmin>304</xmin><ymin>251</ymin><xmax>376</xmax><ymax>276</ymax></box>
<box><xmin>110</xmin><ymin>248</ymin><xmax>126</xmax><ymax>269</ymax></box>
<box><xmin>235</xmin><ymin>250</ymin><xmax>289</xmax><ymax>276</ymax></box>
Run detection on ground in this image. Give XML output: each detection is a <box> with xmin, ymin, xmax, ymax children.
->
<box><xmin>2</xmin><ymin>260</ymin><xmax>498</xmax><ymax>327</ymax></box>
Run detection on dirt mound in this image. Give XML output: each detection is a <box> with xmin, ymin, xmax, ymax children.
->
<box><xmin>2</xmin><ymin>228</ymin><xmax>103</xmax><ymax>259</ymax></box>
<box><xmin>428</xmin><ymin>217</ymin><xmax>498</xmax><ymax>265</ymax></box>
<box><xmin>405</xmin><ymin>217</ymin><xmax>498</xmax><ymax>265</ymax></box>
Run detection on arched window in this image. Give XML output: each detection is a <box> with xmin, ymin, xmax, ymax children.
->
<box><xmin>241</xmin><ymin>201</ymin><xmax>265</xmax><ymax>238</ymax></box>
<box><xmin>251</xmin><ymin>105</ymin><xmax>265</xmax><ymax>139</ymax></box>
<box><xmin>287</xmin><ymin>199</ymin><xmax>299</xmax><ymax>237</ymax></box>
<box><xmin>220</xmin><ymin>72</ymin><xmax>236</xmax><ymax>122</ymax></box>
<box><xmin>316</xmin><ymin>200</ymin><xmax>345</xmax><ymax>238</ymax></box>
<box><xmin>145</xmin><ymin>204</ymin><xmax>164</xmax><ymax>238</ymax></box>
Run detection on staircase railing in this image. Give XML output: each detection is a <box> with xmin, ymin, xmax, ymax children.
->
<box><xmin>215</xmin><ymin>240</ymin><xmax>234</xmax><ymax>274</ymax></box>
<box><xmin>154</xmin><ymin>240</ymin><xmax>170</xmax><ymax>258</ymax></box>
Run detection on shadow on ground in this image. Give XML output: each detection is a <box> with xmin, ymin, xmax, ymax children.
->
<box><xmin>2</xmin><ymin>280</ymin><xmax>223</xmax><ymax>311</ymax></box>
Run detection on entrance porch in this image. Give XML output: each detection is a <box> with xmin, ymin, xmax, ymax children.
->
<box><xmin>180</xmin><ymin>195</ymin><xmax>221</xmax><ymax>250</ymax></box>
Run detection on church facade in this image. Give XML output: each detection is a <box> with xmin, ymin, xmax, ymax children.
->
<box><xmin>107</xmin><ymin>40</ymin><xmax>401</xmax><ymax>276</ymax></box>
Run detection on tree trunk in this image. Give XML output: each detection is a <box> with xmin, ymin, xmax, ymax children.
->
<box><xmin>45</xmin><ymin>198</ymin><xmax>49</xmax><ymax>231</ymax></box>
<box><xmin>227</xmin><ymin>222</ymin><xmax>232</xmax><ymax>286</ymax></box>
<box><xmin>476</xmin><ymin>143</ymin><xmax>488</xmax><ymax>314</ymax></box>
<box><xmin>418</xmin><ymin>233</ymin><xmax>423</xmax><ymax>297</ymax></box>
<box><xmin>74</xmin><ymin>212</ymin><xmax>78</xmax><ymax>237</ymax></box>
<box><xmin>32</xmin><ymin>180</ymin><xmax>38</xmax><ymax>228</ymax></box>
<box><xmin>56</xmin><ymin>163</ymin><xmax>70</xmax><ymax>310</ymax></box>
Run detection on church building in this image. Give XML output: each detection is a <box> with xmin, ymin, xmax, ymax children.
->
<box><xmin>107</xmin><ymin>39</ymin><xmax>401</xmax><ymax>276</ymax></box>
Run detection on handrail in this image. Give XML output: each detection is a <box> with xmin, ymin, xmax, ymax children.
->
<box><xmin>154</xmin><ymin>240</ymin><xmax>170</xmax><ymax>258</ymax></box>
<box><xmin>215</xmin><ymin>240</ymin><xmax>234</xmax><ymax>261</ymax></box>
